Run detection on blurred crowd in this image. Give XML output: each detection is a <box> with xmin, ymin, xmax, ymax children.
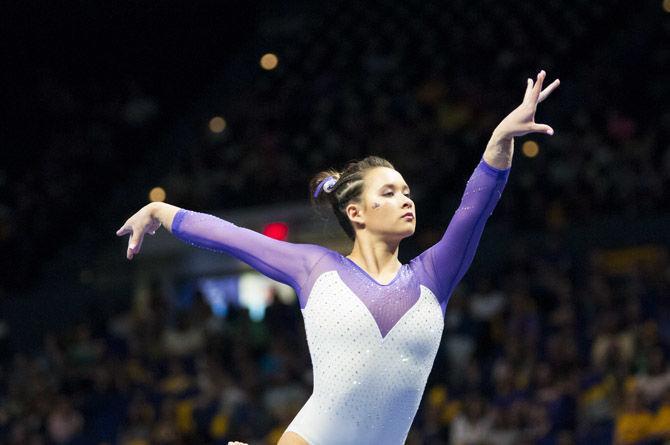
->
<box><xmin>1</xmin><ymin>235</ymin><xmax>669</xmax><ymax>444</ymax></box>
<box><xmin>3</xmin><ymin>0</ymin><xmax>670</xmax><ymax>443</ymax></box>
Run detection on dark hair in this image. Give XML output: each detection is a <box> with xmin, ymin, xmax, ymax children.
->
<box><xmin>309</xmin><ymin>155</ymin><xmax>395</xmax><ymax>241</ymax></box>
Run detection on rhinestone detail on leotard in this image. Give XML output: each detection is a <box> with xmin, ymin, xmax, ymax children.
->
<box><xmin>286</xmin><ymin>271</ymin><xmax>444</xmax><ymax>444</ymax></box>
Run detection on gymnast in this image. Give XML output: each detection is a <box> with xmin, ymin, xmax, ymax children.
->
<box><xmin>117</xmin><ymin>70</ymin><xmax>559</xmax><ymax>445</ymax></box>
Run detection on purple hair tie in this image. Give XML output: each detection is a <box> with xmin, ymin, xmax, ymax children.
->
<box><xmin>314</xmin><ymin>176</ymin><xmax>337</xmax><ymax>198</ymax></box>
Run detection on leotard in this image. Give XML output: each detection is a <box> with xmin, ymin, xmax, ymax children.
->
<box><xmin>171</xmin><ymin>157</ymin><xmax>510</xmax><ymax>445</ymax></box>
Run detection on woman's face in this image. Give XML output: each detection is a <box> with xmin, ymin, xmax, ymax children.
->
<box><xmin>347</xmin><ymin>167</ymin><xmax>416</xmax><ymax>240</ymax></box>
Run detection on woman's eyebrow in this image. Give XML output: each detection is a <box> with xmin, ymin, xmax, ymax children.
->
<box><xmin>379</xmin><ymin>183</ymin><xmax>410</xmax><ymax>191</ymax></box>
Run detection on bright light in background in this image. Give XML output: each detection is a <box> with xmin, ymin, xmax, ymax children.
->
<box><xmin>198</xmin><ymin>272</ymin><xmax>296</xmax><ymax>320</ymax></box>
<box><xmin>260</xmin><ymin>53</ymin><xmax>279</xmax><ymax>70</ymax></box>
<box><xmin>198</xmin><ymin>276</ymin><xmax>238</xmax><ymax>317</ymax></box>
<box><xmin>209</xmin><ymin>116</ymin><xmax>227</xmax><ymax>133</ymax></box>
<box><xmin>263</xmin><ymin>222</ymin><xmax>289</xmax><ymax>240</ymax></box>
<box><xmin>149</xmin><ymin>186</ymin><xmax>166</xmax><ymax>202</ymax></box>
<box><xmin>239</xmin><ymin>272</ymin><xmax>294</xmax><ymax>321</ymax></box>
<box><xmin>663</xmin><ymin>0</ymin><xmax>670</xmax><ymax>13</ymax></box>
<box><xmin>522</xmin><ymin>140</ymin><xmax>540</xmax><ymax>158</ymax></box>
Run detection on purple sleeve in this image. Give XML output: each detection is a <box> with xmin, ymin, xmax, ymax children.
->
<box><xmin>171</xmin><ymin>209</ymin><xmax>329</xmax><ymax>299</ymax></box>
<box><xmin>414</xmin><ymin>157</ymin><xmax>510</xmax><ymax>309</ymax></box>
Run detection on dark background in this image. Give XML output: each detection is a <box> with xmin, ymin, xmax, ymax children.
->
<box><xmin>1</xmin><ymin>1</ymin><xmax>669</xmax><ymax>444</ymax></box>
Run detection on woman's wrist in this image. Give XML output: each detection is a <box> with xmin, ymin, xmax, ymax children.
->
<box><xmin>483</xmin><ymin>131</ymin><xmax>514</xmax><ymax>170</ymax></box>
<box><xmin>147</xmin><ymin>202</ymin><xmax>162</xmax><ymax>219</ymax></box>
<box><xmin>148</xmin><ymin>202</ymin><xmax>180</xmax><ymax>233</ymax></box>
<box><xmin>490</xmin><ymin>127</ymin><xmax>514</xmax><ymax>143</ymax></box>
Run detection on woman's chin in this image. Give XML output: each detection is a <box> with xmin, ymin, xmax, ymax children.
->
<box><xmin>378</xmin><ymin>225</ymin><xmax>415</xmax><ymax>240</ymax></box>
<box><xmin>399</xmin><ymin>227</ymin><xmax>416</xmax><ymax>239</ymax></box>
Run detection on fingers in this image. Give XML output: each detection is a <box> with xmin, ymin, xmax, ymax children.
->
<box><xmin>523</xmin><ymin>78</ymin><xmax>534</xmax><ymax>103</ymax></box>
<box><xmin>538</xmin><ymin>78</ymin><xmax>560</xmax><ymax>103</ymax></box>
<box><xmin>127</xmin><ymin>233</ymin><xmax>135</xmax><ymax>260</ymax></box>
<box><xmin>531</xmin><ymin>70</ymin><xmax>546</xmax><ymax>104</ymax></box>
<box><xmin>117</xmin><ymin>223</ymin><xmax>138</xmax><ymax>260</ymax></box>
<box><xmin>522</xmin><ymin>69</ymin><xmax>559</xmax><ymax>123</ymax></box>
<box><xmin>116</xmin><ymin>224</ymin><xmax>136</xmax><ymax>260</ymax></box>
<box><xmin>127</xmin><ymin>232</ymin><xmax>145</xmax><ymax>260</ymax></box>
<box><xmin>116</xmin><ymin>225</ymin><xmax>130</xmax><ymax>236</ymax></box>
<box><xmin>526</xmin><ymin>70</ymin><xmax>560</xmax><ymax>105</ymax></box>
<box><xmin>118</xmin><ymin>216</ymin><xmax>159</xmax><ymax>259</ymax></box>
<box><xmin>531</xmin><ymin>123</ymin><xmax>554</xmax><ymax>136</ymax></box>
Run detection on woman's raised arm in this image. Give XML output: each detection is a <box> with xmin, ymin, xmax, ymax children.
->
<box><xmin>412</xmin><ymin>158</ymin><xmax>510</xmax><ymax>310</ymax></box>
<box><xmin>412</xmin><ymin>70</ymin><xmax>560</xmax><ymax>310</ymax></box>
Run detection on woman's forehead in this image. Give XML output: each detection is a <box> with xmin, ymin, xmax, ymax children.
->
<box><xmin>366</xmin><ymin>167</ymin><xmax>408</xmax><ymax>188</ymax></box>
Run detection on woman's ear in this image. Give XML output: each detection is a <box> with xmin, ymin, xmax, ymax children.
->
<box><xmin>346</xmin><ymin>202</ymin><xmax>364</xmax><ymax>226</ymax></box>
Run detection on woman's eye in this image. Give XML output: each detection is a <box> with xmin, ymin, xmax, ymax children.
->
<box><xmin>384</xmin><ymin>192</ymin><xmax>411</xmax><ymax>198</ymax></box>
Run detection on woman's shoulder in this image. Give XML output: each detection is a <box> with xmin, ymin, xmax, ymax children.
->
<box><xmin>294</xmin><ymin>243</ymin><xmax>342</xmax><ymax>266</ymax></box>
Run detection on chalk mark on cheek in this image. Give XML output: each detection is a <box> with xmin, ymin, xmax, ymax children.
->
<box><xmin>372</xmin><ymin>202</ymin><xmax>380</xmax><ymax>209</ymax></box>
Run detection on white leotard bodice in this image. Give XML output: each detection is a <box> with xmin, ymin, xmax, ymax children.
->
<box><xmin>285</xmin><ymin>269</ymin><xmax>444</xmax><ymax>445</ymax></box>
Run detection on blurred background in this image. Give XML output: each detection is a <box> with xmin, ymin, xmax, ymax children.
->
<box><xmin>1</xmin><ymin>0</ymin><xmax>669</xmax><ymax>444</ymax></box>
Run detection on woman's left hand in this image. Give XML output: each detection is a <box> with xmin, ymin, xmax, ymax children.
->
<box><xmin>493</xmin><ymin>70</ymin><xmax>560</xmax><ymax>139</ymax></box>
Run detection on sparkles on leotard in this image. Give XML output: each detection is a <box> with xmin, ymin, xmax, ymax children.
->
<box><xmin>171</xmin><ymin>157</ymin><xmax>510</xmax><ymax>445</ymax></box>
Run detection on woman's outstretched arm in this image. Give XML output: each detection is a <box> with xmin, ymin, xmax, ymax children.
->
<box><xmin>116</xmin><ymin>202</ymin><xmax>328</xmax><ymax>302</ymax></box>
<box><xmin>414</xmin><ymin>70</ymin><xmax>560</xmax><ymax>308</ymax></box>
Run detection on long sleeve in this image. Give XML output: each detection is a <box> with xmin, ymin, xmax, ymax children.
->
<box><xmin>413</xmin><ymin>157</ymin><xmax>510</xmax><ymax>310</ymax></box>
<box><xmin>171</xmin><ymin>209</ymin><xmax>329</xmax><ymax>303</ymax></box>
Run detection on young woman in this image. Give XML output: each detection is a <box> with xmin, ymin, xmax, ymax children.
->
<box><xmin>117</xmin><ymin>70</ymin><xmax>559</xmax><ymax>445</ymax></box>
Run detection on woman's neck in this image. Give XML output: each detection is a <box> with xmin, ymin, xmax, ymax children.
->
<box><xmin>346</xmin><ymin>236</ymin><xmax>402</xmax><ymax>278</ymax></box>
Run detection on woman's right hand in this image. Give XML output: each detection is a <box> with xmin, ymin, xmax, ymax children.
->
<box><xmin>116</xmin><ymin>203</ymin><xmax>162</xmax><ymax>260</ymax></box>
